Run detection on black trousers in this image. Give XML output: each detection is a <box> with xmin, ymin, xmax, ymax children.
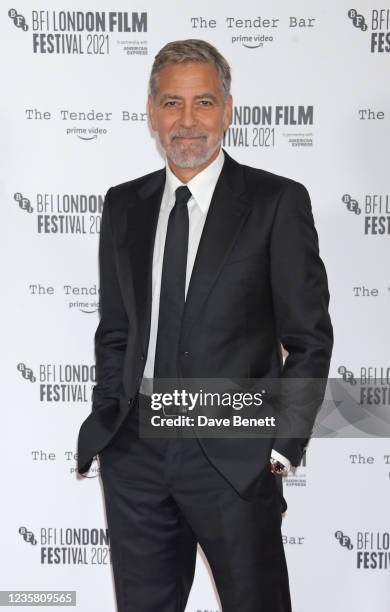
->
<box><xmin>98</xmin><ymin>395</ymin><xmax>292</xmax><ymax>612</ymax></box>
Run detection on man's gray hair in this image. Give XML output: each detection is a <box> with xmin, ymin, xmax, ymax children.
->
<box><xmin>149</xmin><ymin>39</ymin><xmax>231</xmax><ymax>99</ymax></box>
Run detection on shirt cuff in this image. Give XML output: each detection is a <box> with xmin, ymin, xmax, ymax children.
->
<box><xmin>271</xmin><ymin>449</ymin><xmax>291</xmax><ymax>472</ymax></box>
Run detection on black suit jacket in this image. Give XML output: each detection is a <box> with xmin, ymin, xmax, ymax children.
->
<box><xmin>77</xmin><ymin>150</ymin><xmax>333</xmax><ymax>497</ymax></box>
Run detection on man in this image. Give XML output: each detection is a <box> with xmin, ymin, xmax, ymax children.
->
<box><xmin>77</xmin><ymin>39</ymin><xmax>333</xmax><ymax>611</ymax></box>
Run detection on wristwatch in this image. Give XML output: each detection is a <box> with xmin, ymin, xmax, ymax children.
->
<box><xmin>269</xmin><ymin>457</ymin><xmax>287</xmax><ymax>475</ymax></box>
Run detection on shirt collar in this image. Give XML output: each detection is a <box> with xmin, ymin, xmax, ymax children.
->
<box><xmin>163</xmin><ymin>147</ymin><xmax>225</xmax><ymax>215</ymax></box>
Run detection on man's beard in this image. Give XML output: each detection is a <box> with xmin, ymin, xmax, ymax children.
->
<box><xmin>162</xmin><ymin>128</ymin><xmax>222</xmax><ymax>169</ymax></box>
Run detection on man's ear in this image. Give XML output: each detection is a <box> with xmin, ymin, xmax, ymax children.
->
<box><xmin>223</xmin><ymin>94</ymin><xmax>233</xmax><ymax>132</ymax></box>
<box><xmin>148</xmin><ymin>95</ymin><xmax>157</xmax><ymax>131</ymax></box>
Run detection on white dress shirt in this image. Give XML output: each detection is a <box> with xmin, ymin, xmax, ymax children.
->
<box><xmin>140</xmin><ymin>147</ymin><xmax>290</xmax><ymax>472</ymax></box>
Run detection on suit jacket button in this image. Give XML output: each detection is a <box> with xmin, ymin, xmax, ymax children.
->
<box><xmin>128</xmin><ymin>397</ymin><xmax>133</xmax><ymax>405</ymax></box>
<box><xmin>182</xmin><ymin>351</ymin><xmax>190</xmax><ymax>356</ymax></box>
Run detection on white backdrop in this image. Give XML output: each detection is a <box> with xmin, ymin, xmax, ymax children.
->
<box><xmin>2</xmin><ymin>1</ymin><xmax>390</xmax><ymax>610</ymax></box>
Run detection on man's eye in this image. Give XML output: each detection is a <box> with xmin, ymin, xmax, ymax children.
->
<box><xmin>163</xmin><ymin>100</ymin><xmax>178</xmax><ymax>107</ymax></box>
<box><xmin>199</xmin><ymin>100</ymin><xmax>213</xmax><ymax>106</ymax></box>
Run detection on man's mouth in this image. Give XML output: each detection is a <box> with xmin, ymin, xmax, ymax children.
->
<box><xmin>174</xmin><ymin>136</ymin><xmax>203</xmax><ymax>141</ymax></box>
<box><xmin>170</xmin><ymin>133</ymin><xmax>208</xmax><ymax>143</ymax></box>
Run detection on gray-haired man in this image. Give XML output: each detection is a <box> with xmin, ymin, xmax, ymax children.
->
<box><xmin>77</xmin><ymin>39</ymin><xmax>333</xmax><ymax>612</ymax></box>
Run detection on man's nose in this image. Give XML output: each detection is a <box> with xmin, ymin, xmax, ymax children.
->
<box><xmin>179</xmin><ymin>103</ymin><xmax>196</xmax><ymax>128</ymax></box>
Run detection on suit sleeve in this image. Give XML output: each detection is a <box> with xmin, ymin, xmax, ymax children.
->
<box><xmin>92</xmin><ymin>187</ymin><xmax>129</xmax><ymax>415</ymax></box>
<box><xmin>269</xmin><ymin>181</ymin><xmax>333</xmax><ymax>465</ymax></box>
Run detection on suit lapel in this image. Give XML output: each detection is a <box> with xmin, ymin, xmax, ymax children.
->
<box><xmin>124</xmin><ymin>169</ymin><xmax>165</xmax><ymax>356</ymax></box>
<box><xmin>181</xmin><ymin>151</ymin><xmax>252</xmax><ymax>343</ymax></box>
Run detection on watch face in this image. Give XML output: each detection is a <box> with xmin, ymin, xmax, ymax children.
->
<box><xmin>270</xmin><ymin>460</ymin><xmax>285</xmax><ymax>474</ymax></box>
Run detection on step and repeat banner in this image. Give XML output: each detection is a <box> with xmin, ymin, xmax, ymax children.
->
<box><xmin>1</xmin><ymin>1</ymin><xmax>389</xmax><ymax>610</ymax></box>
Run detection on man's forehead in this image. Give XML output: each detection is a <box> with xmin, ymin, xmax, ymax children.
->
<box><xmin>154</xmin><ymin>63</ymin><xmax>223</xmax><ymax>97</ymax></box>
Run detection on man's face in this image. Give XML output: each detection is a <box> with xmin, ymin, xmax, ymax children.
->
<box><xmin>148</xmin><ymin>62</ymin><xmax>232</xmax><ymax>170</ymax></box>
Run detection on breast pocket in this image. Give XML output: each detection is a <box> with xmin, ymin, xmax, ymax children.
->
<box><xmin>224</xmin><ymin>252</ymin><xmax>261</xmax><ymax>266</ymax></box>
